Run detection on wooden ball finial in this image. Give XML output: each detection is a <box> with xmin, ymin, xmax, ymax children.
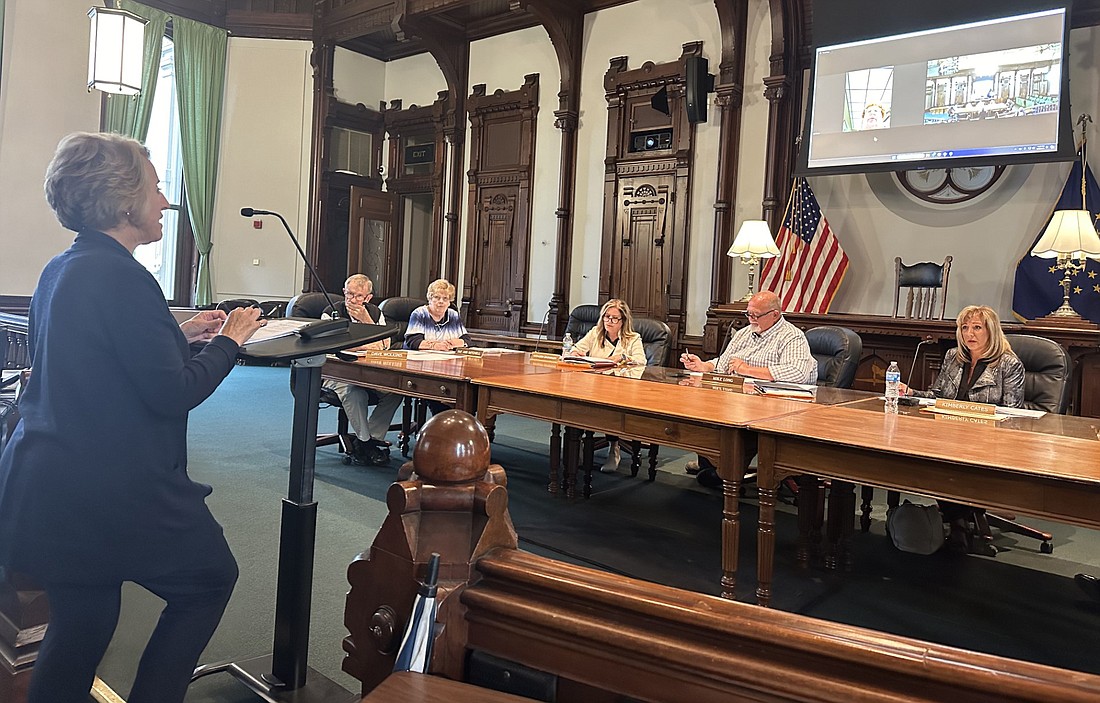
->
<box><xmin>411</xmin><ymin>409</ymin><xmax>490</xmax><ymax>483</ymax></box>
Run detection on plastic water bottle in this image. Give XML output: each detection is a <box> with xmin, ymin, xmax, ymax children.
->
<box><xmin>561</xmin><ymin>332</ymin><xmax>574</xmax><ymax>358</ymax></box>
<box><xmin>884</xmin><ymin>360</ymin><xmax>901</xmax><ymax>414</ymax></box>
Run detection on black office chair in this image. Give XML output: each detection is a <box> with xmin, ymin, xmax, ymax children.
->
<box><xmin>215</xmin><ymin>297</ymin><xmax>260</xmax><ymax>313</ymax></box>
<box><xmin>285</xmin><ymin>293</ymin><xmax>360</xmax><ymax>463</ymax></box>
<box><xmin>806</xmin><ymin>326</ymin><xmax>862</xmax><ymax>389</ymax></box>
<box><xmin>973</xmin><ymin>335</ymin><xmax>1072</xmax><ymax>553</ymax></box>
<box><xmin>892</xmin><ymin>256</ymin><xmax>952</xmax><ymax>320</ymax></box>
<box><xmin>797</xmin><ymin>327</ymin><xmax>862</xmax><ymax>565</ymax></box>
<box><xmin>579</xmin><ymin>316</ymin><xmax>673</xmax><ymax>488</ymax></box>
<box><xmin>378</xmin><ymin>296</ymin><xmax>430</xmax><ymax>456</ymax></box>
<box><xmin>564</xmin><ymin>304</ymin><xmax>600</xmax><ymax>342</ymax></box>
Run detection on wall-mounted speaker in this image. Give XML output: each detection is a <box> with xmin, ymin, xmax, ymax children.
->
<box><xmin>684</xmin><ymin>55</ymin><xmax>715</xmax><ymax>124</ymax></box>
<box><xmin>650</xmin><ymin>87</ymin><xmax>670</xmax><ymax>116</ymax></box>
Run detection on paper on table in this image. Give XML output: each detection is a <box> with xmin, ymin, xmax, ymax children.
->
<box><xmin>242</xmin><ymin>318</ymin><xmax>310</xmax><ymax>346</ymax></box>
<box><xmin>466</xmin><ymin>347</ymin><xmax>523</xmax><ymax>354</ymax></box>
<box><xmin>406</xmin><ymin>350</ymin><xmax>461</xmax><ymax>361</ymax></box>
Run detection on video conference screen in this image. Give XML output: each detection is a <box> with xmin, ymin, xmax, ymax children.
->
<box><xmin>802</xmin><ymin>7</ymin><xmax>1070</xmax><ymax>174</ymax></box>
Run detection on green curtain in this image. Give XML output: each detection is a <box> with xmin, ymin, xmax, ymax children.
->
<box><xmin>173</xmin><ymin>15</ymin><xmax>226</xmax><ymax>306</ymax></box>
<box><xmin>102</xmin><ymin>1</ymin><xmax>170</xmax><ymax>141</ymax></box>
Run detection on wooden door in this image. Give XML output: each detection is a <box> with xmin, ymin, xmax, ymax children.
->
<box><xmin>348</xmin><ymin>186</ymin><xmax>396</xmax><ymax>295</ymax></box>
<box><xmin>611</xmin><ymin>178</ymin><xmax>674</xmax><ymax>320</ymax></box>
<box><xmin>468</xmin><ymin>188</ymin><xmax>521</xmax><ymax>331</ymax></box>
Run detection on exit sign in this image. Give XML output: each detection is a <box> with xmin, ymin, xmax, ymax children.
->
<box><xmin>404</xmin><ymin>143</ymin><xmax>435</xmax><ymax>165</ymax></box>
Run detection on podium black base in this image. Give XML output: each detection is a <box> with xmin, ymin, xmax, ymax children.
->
<box><xmin>192</xmin><ymin>654</ymin><xmax>358</xmax><ymax>703</ymax></box>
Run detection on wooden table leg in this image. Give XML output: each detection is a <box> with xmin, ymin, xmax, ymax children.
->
<box><xmin>796</xmin><ymin>475</ymin><xmax>823</xmax><ymax>568</ymax></box>
<box><xmin>564</xmin><ymin>426</ymin><xmax>580</xmax><ymax>499</ymax></box>
<box><xmin>860</xmin><ymin>485</ymin><xmax>875</xmax><ymax>532</ymax></box>
<box><xmin>756</xmin><ymin>435</ymin><xmax>777</xmax><ymax>607</ymax></box>
<box><xmin>826</xmin><ymin>481</ymin><xmax>856</xmax><ymax>570</ymax></box>
<box><xmin>647</xmin><ymin>443</ymin><xmax>658</xmax><ymax>482</ymax></box>
<box><xmin>548</xmin><ymin>423</ymin><xmax>561</xmax><ymax>494</ymax></box>
<box><xmin>582</xmin><ymin>430</ymin><xmax>595</xmax><ymax>499</ymax></box>
<box><xmin>719</xmin><ymin>430</ymin><xmax>744</xmax><ymax>600</ymax></box>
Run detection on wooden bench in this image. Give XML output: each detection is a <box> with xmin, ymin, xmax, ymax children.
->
<box><xmin>344</xmin><ymin>410</ymin><xmax>1100</xmax><ymax>703</ymax></box>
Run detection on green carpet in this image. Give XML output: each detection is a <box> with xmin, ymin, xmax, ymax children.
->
<box><xmin>92</xmin><ymin>366</ymin><xmax>1100</xmax><ymax>700</ymax></box>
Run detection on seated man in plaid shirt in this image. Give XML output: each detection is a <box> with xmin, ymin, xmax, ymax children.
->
<box><xmin>679</xmin><ymin>290</ymin><xmax>816</xmax><ymax>487</ymax></box>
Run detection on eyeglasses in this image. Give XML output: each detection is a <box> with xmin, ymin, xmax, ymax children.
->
<box><xmin>344</xmin><ymin>290</ymin><xmax>371</xmax><ymax>301</ymax></box>
<box><xmin>745</xmin><ymin>310</ymin><xmax>778</xmax><ymax>321</ymax></box>
<box><xmin>428</xmin><ymin>295</ymin><xmax>452</xmax><ymax>302</ymax></box>
<box><xmin>603</xmin><ymin>314</ymin><xmax>623</xmax><ymax>323</ymax></box>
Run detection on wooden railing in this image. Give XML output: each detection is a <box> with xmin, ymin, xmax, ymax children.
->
<box><xmin>0</xmin><ymin>314</ymin><xmax>29</xmax><ymax>369</ymax></box>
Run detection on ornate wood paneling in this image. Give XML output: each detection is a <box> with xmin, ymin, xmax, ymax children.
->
<box><xmin>601</xmin><ymin>44</ymin><xmax>702</xmax><ymax>350</ymax></box>
<box><xmin>384</xmin><ymin>94</ymin><xmax>449</xmax><ymax>296</ymax></box>
<box><xmin>462</xmin><ymin>75</ymin><xmax>539</xmax><ymax>333</ymax></box>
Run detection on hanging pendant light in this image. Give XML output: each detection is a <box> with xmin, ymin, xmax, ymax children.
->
<box><xmin>87</xmin><ymin>6</ymin><xmax>147</xmax><ymax>96</ymax></box>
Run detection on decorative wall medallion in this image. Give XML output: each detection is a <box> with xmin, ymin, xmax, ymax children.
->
<box><xmin>896</xmin><ymin>165</ymin><xmax>1005</xmax><ymax>204</ymax></box>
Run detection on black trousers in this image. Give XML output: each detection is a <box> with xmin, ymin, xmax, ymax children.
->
<box><xmin>28</xmin><ymin>536</ymin><xmax>238</xmax><ymax>703</ymax></box>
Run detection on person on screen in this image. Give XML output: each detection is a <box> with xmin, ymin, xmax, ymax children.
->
<box><xmin>898</xmin><ymin>304</ymin><xmax>1024</xmax><ymax>553</ymax></box>
<box><xmin>0</xmin><ymin>132</ymin><xmax>263</xmax><ymax>703</ymax></box>
<box><xmin>861</xmin><ymin>102</ymin><xmax>888</xmax><ymax>130</ymax></box>
<box><xmin>567</xmin><ymin>299</ymin><xmax>647</xmax><ymax>366</ymax></box>
<box><xmin>678</xmin><ymin>290</ymin><xmax>816</xmax><ymax>488</ymax></box>
<box><xmin>567</xmin><ymin>299</ymin><xmax>647</xmax><ymax>474</ymax></box>
<box><xmin>321</xmin><ymin>273</ymin><xmax>402</xmax><ymax>466</ymax></box>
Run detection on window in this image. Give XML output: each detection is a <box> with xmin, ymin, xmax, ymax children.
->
<box><xmin>133</xmin><ymin>33</ymin><xmax>190</xmax><ymax>304</ymax></box>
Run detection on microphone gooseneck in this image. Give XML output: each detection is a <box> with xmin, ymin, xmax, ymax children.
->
<box><xmin>533</xmin><ymin>304</ymin><xmax>552</xmax><ymax>354</ymax></box>
<box><xmin>905</xmin><ymin>336</ymin><xmax>934</xmax><ymax>389</ymax></box>
<box><xmin>241</xmin><ymin>207</ymin><xmax>347</xmax><ymax>340</ymax></box>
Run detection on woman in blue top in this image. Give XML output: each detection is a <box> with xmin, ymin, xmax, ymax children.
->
<box><xmin>405</xmin><ymin>278</ymin><xmax>471</xmax><ymax>351</ymax></box>
<box><xmin>0</xmin><ymin>133</ymin><xmax>263</xmax><ymax>702</ymax></box>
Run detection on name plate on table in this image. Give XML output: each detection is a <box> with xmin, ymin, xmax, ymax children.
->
<box><xmin>453</xmin><ymin>347</ymin><xmax>484</xmax><ymax>359</ymax></box>
<box><xmin>933</xmin><ymin>412</ymin><xmax>998</xmax><ymax>427</ymax></box>
<box><xmin>530</xmin><ymin>352</ymin><xmax>564</xmax><ymax>364</ymax></box>
<box><xmin>932</xmin><ymin>398</ymin><xmax>996</xmax><ymax>418</ymax></box>
<box><xmin>358</xmin><ymin>350</ymin><xmax>407</xmax><ymax>360</ymax></box>
<box><xmin>701</xmin><ymin>372</ymin><xmax>744</xmax><ymax>388</ymax></box>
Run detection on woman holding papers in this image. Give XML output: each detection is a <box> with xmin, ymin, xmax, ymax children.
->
<box><xmin>899</xmin><ymin>304</ymin><xmax>1024</xmax><ymax>553</ymax></box>
<box><xmin>567</xmin><ymin>299</ymin><xmax>647</xmax><ymax>366</ymax></box>
<box><xmin>0</xmin><ymin>133</ymin><xmax>262</xmax><ymax>703</ymax></box>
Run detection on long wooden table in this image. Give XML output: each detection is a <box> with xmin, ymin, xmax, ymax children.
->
<box><xmin>752</xmin><ymin>401</ymin><xmax>1100</xmax><ymax>606</ymax></box>
<box><xmin>474</xmin><ymin>370</ymin><xmax>868</xmax><ymax>599</ymax></box>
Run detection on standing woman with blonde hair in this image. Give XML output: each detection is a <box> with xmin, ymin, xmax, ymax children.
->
<box><xmin>0</xmin><ymin>132</ymin><xmax>262</xmax><ymax>702</ymax></box>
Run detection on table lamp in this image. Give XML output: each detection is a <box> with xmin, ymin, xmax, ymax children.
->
<box><xmin>1029</xmin><ymin>209</ymin><xmax>1100</xmax><ymax>320</ymax></box>
<box><xmin>728</xmin><ymin>220</ymin><xmax>780</xmax><ymax>301</ymax></box>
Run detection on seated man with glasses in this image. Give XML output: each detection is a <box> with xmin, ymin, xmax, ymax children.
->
<box><xmin>322</xmin><ymin>274</ymin><xmax>403</xmax><ymax>466</ymax></box>
<box><xmin>679</xmin><ymin>290</ymin><xmax>816</xmax><ymax>487</ymax></box>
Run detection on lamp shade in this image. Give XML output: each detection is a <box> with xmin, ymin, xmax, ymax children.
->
<box><xmin>728</xmin><ymin>220</ymin><xmax>780</xmax><ymax>259</ymax></box>
<box><xmin>87</xmin><ymin>7</ymin><xmax>147</xmax><ymax>96</ymax></box>
<box><xmin>1030</xmin><ymin>210</ymin><xmax>1100</xmax><ymax>260</ymax></box>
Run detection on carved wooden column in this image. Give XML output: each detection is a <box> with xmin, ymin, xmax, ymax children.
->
<box><xmin>341</xmin><ymin>411</ymin><xmax>517</xmax><ymax>695</ymax></box>
<box><xmin>305</xmin><ymin>38</ymin><xmax>335</xmax><ymax>294</ymax></box>
<box><xmin>515</xmin><ymin>0</ymin><xmax>584</xmax><ymax>336</ymax></box>
<box><xmin>392</xmin><ymin>10</ymin><xmax>470</xmax><ymax>287</ymax></box>
<box><xmin>709</xmin><ymin>0</ymin><xmax>749</xmax><ymax>310</ymax></box>
<box><xmin>760</xmin><ymin>0</ymin><xmax>810</xmax><ymax>232</ymax></box>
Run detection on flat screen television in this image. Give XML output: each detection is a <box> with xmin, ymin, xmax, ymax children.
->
<box><xmin>797</xmin><ymin>4</ymin><xmax>1075</xmax><ymax>175</ymax></box>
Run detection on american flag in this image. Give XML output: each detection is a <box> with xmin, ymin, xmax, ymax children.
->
<box><xmin>759</xmin><ymin>177</ymin><xmax>849</xmax><ymax>313</ymax></box>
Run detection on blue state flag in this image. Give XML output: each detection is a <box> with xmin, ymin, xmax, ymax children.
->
<box><xmin>1012</xmin><ymin>153</ymin><xmax>1100</xmax><ymax>324</ymax></box>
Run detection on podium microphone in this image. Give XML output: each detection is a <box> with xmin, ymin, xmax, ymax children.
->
<box><xmin>241</xmin><ymin>207</ymin><xmax>348</xmax><ymax>340</ymax></box>
<box><xmin>532</xmin><ymin>304</ymin><xmax>552</xmax><ymax>354</ymax></box>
